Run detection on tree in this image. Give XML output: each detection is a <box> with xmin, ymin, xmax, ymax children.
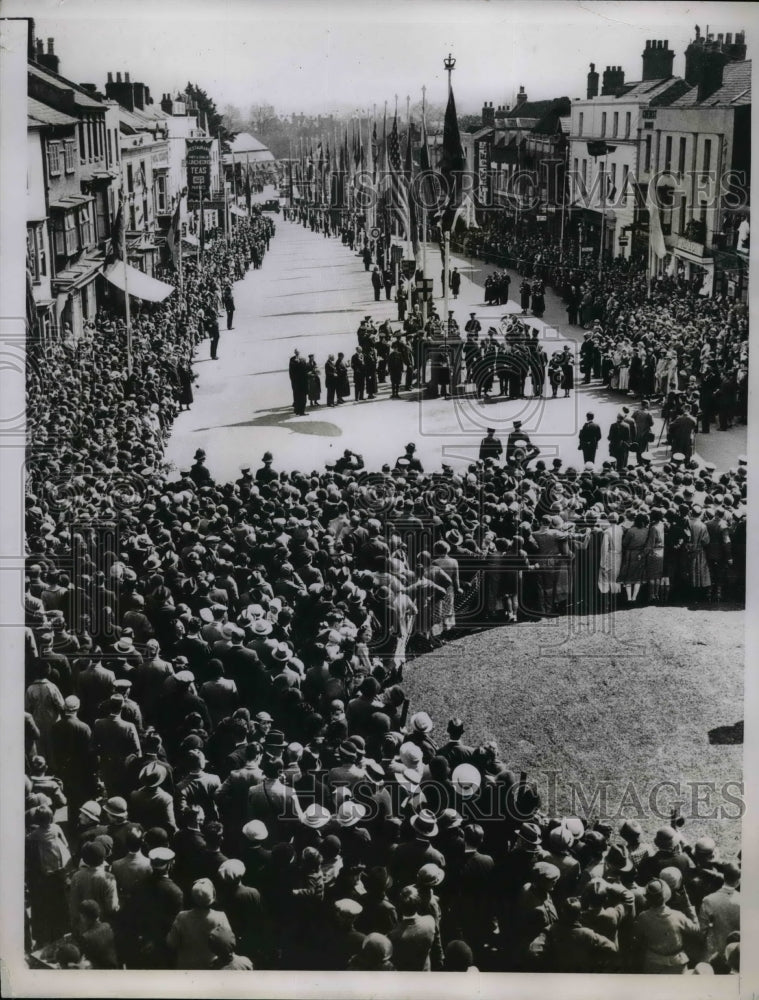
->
<box><xmin>185</xmin><ymin>82</ymin><xmax>234</xmax><ymax>148</ymax></box>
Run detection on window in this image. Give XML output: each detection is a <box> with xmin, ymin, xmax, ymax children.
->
<box><xmin>78</xmin><ymin>204</ymin><xmax>94</xmax><ymax>248</ymax></box>
<box><xmin>678</xmin><ymin>137</ymin><xmax>686</xmax><ymax>175</ymax></box>
<box><xmin>610</xmin><ymin>162</ymin><xmax>617</xmax><ymax>198</ymax></box>
<box><xmin>154</xmin><ymin>174</ymin><xmax>168</xmax><ymax>213</ymax></box>
<box><xmin>26</xmin><ymin>224</ymin><xmax>46</xmax><ymax>281</ymax></box>
<box><xmin>126</xmin><ymin>163</ymin><xmax>134</xmax><ymax>193</ymax></box>
<box><xmin>47</xmin><ymin>141</ymin><xmax>61</xmax><ymax>177</ymax></box>
<box><xmin>644</xmin><ymin>136</ymin><xmax>652</xmax><ymax>171</ymax></box>
<box><xmin>573</xmin><ymin>157</ymin><xmax>579</xmax><ymax>198</ymax></box>
<box><xmin>64</xmin><ymin>139</ymin><xmax>76</xmax><ymax>173</ymax></box>
<box><xmin>664</xmin><ymin>136</ymin><xmax>672</xmax><ymax>172</ymax></box>
<box><xmin>92</xmin><ymin>118</ymin><xmax>99</xmax><ymax>159</ymax></box>
<box><xmin>613</xmin><ymin>112</ymin><xmax>619</xmax><ymax>137</ymax></box>
<box><xmin>578</xmin><ymin>112</ymin><xmax>584</xmax><ymax>136</ymax></box>
<box><xmin>679</xmin><ymin>194</ymin><xmax>687</xmax><ymax>233</ymax></box>
<box><xmin>53</xmin><ymin>210</ymin><xmax>79</xmax><ymax>257</ymax></box>
<box><xmin>625</xmin><ymin>112</ymin><xmax>631</xmax><ymax>138</ymax></box>
<box><xmin>581</xmin><ymin>158</ymin><xmax>587</xmax><ymax>189</ymax></box>
<box><xmin>601</xmin><ymin>112</ymin><xmax>607</xmax><ymax>137</ymax></box>
<box><xmin>622</xmin><ymin>163</ymin><xmax>629</xmax><ymax>205</ymax></box>
<box><xmin>703</xmin><ymin>138</ymin><xmax>712</xmax><ymax>172</ymax></box>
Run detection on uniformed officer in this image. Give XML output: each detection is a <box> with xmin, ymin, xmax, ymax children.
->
<box><xmin>395</xmin><ymin>443</ymin><xmax>423</xmax><ymax>473</ymax></box>
<box><xmin>506</xmin><ymin>420</ymin><xmax>536</xmax><ymax>463</ymax></box>
<box><xmin>479</xmin><ymin>428</ymin><xmax>503</xmax><ymax>464</ymax></box>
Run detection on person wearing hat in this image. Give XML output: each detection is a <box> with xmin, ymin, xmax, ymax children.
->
<box><xmin>479</xmin><ymin>428</ymin><xmax>503</xmax><ymax>464</ymax></box>
<box><xmin>387</xmin><ymin>885</ymin><xmax>437</xmax><ymax>971</ymax></box>
<box><xmin>68</xmin><ymin>840</ymin><xmax>119</xmax><ymax>935</ymax></box>
<box><xmin>632</xmin><ymin>878</ymin><xmax>700</xmax><ymax>973</ymax></box>
<box><xmin>698</xmin><ymin>862</ymin><xmax>740</xmax><ymax>962</ymax></box>
<box><xmin>408</xmin><ymin>711</ymin><xmax>438</xmax><ymax>762</ymax></box>
<box><xmin>544</xmin><ymin>823</ymin><xmax>581</xmax><ymax>900</ymax></box>
<box><xmin>326</xmin><ymin>738</ymin><xmax>366</xmax><ymax>793</ymax></box>
<box><xmin>246</xmin><ymin>755</ymin><xmax>303</xmax><ymax>843</ymax></box>
<box><xmin>189</xmin><ymin>449</ymin><xmax>212</xmax><ymax>488</ymax></box>
<box><xmin>510</xmin><ymin>861</ymin><xmax>561</xmax><ymax>970</ymax></box>
<box><xmin>102</xmin><ymin>795</ymin><xmax>141</xmax><ymax>861</ymax></box>
<box><xmin>395</xmin><ymin>442</ymin><xmax>423</xmax><ymax>474</ymax></box>
<box><xmin>214</xmin><ymin>857</ymin><xmax>265</xmax><ymax>965</ymax></box>
<box><xmin>322</xmin><ymin>896</ymin><xmax>366</xmax><ymax>969</ymax></box>
<box><xmin>49</xmin><ymin>694</ymin><xmax>96</xmax><ymax>828</ymax></box>
<box><xmin>448</xmin><ymin>823</ymin><xmax>495</xmax><ymax>959</ymax></box>
<box><xmin>207</xmin><ymin>922</ymin><xmax>254</xmax><ymax>971</ymax></box>
<box><xmin>175</xmin><ymin>749</ymin><xmax>222</xmax><ymax>825</ymax></box>
<box><xmin>389</xmin><ymin>809</ymin><xmax>445</xmax><ymax>889</ymax></box>
<box><xmin>684</xmin><ymin>838</ymin><xmax>726</xmax><ymax>910</ymax></box>
<box><xmin>91</xmin><ymin>694</ymin><xmax>141</xmax><ymax>797</ymax></box>
<box><xmin>639</xmin><ymin>826</ymin><xmax>694</xmax><ymax>883</ymax></box>
<box><xmin>166</xmin><ymin>877</ymin><xmax>234</xmax><ymax>969</ymax></box>
<box><xmin>129</xmin><ymin>761</ymin><xmax>176</xmax><ymax>835</ymax></box>
<box><xmin>354</xmin><ymin>866</ymin><xmax>397</xmax><ymax>936</ymax></box>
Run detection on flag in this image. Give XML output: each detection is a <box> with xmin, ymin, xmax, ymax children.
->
<box><xmin>26</xmin><ymin>267</ymin><xmax>38</xmax><ymax>340</ymax></box>
<box><xmin>166</xmin><ymin>196</ymin><xmax>182</xmax><ymax>268</ymax></box>
<box><xmin>404</xmin><ymin>123</ymin><xmax>420</xmax><ymax>258</ymax></box>
<box><xmin>107</xmin><ymin>190</ymin><xmax>124</xmax><ymax>264</ymax></box>
<box><xmin>371</xmin><ymin>121</ymin><xmax>378</xmax><ymax>183</ymax></box>
<box><xmin>388</xmin><ymin>113</ymin><xmax>411</xmax><ymax>239</ymax></box>
<box><xmin>245</xmin><ymin>164</ymin><xmax>252</xmax><ymax>210</ymax></box>
<box><xmin>646</xmin><ymin>180</ymin><xmax>667</xmax><ymax>259</ymax></box>
<box><xmin>438</xmin><ymin>86</ymin><xmax>467</xmax><ymax>231</ymax></box>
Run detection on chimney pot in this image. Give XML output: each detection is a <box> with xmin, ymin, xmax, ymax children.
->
<box><xmin>717</xmin><ymin>33</ymin><xmax>723</xmax><ymax>43</ymax></box>
<box><xmin>116</xmin><ymin>72</ymin><xmax>122</xmax><ymax>83</ymax></box>
<box><xmin>125</xmin><ymin>71</ymin><xmax>130</xmax><ymax>83</ymax></box>
<box><xmin>47</xmin><ymin>38</ymin><xmax>54</xmax><ymax>55</ymax></box>
<box><xmin>725</xmin><ymin>33</ymin><xmax>732</xmax><ymax>45</ymax></box>
<box><xmin>36</xmin><ymin>38</ymin><xmax>43</xmax><ymax>57</ymax></box>
<box><xmin>108</xmin><ymin>71</ymin><xmax>113</xmax><ymax>83</ymax></box>
<box><xmin>664</xmin><ymin>39</ymin><xmax>669</xmax><ymax>48</ymax></box>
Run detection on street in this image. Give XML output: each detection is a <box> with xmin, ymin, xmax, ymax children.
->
<box><xmin>167</xmin><ymin>219</ymin><xmax>744</xmax><ymax>480</ymax></box>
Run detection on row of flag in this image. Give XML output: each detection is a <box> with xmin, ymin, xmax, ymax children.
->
<box><xmin>288</xmin><ymin>84</ymin><xmax>477</xmax><ymax>257</ymax></box>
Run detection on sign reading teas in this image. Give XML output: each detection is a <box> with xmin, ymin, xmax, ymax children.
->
<box><xmin>186</xmin><ymin>139</ymin><xmax>212</xmax><ymax>199</ymax></box>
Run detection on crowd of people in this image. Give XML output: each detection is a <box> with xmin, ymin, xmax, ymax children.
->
<box><xmin>454</xmin><ymin>217</ymin><xmax>749</xmax><ymax>427</ymax></box>
<box><xmin>21</xmin><ymin>201</ymin><xmax>744</xmax><ymax>975</ymax></box>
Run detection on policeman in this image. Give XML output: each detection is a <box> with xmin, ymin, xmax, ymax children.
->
<box><xmin>506</xmin><ymin>420</ymin><xmax>537</xmax><ymax>463</ymax></box>
<box><xmin>395</xmin><ymin>443</ymin><xmax>423</xmax><ymax>473</ymax></box>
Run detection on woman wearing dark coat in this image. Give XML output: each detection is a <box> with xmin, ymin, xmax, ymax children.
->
<box><xmin>307</xmin><ymin>356</ymin><xmax>322</xmax><ymax>407</ymax></box>
<box><xmin>178</xmin><ymin>363</ymin><xmax>194</xmax><ymax>411</ymax></box>
<box><xmin>520</xmin><ymin>279</ymin><xmax>531</xmax><ymax>314</ymax></box>
<box><xmin>560</xmin><ymin>351</ymin><xmax>574</xmax><ymax>398</ymax></box>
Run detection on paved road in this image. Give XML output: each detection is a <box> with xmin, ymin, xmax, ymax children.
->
<box><xmin>165</xmin><ymin>220</ymin><xmax>744</xmax><ymax>481</ymax></box>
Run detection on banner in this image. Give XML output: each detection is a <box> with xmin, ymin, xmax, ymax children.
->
<box><xmin>186</xmin><ymin>138</ymin><xmax>212</xmax><ymax>207</ymax></box>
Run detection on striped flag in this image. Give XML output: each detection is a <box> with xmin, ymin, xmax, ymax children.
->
<box><xmin>107</xmin><ymin>188</ymin><xmax>124</xmax><ymax>264</ymax></box>
<box><xmin>387</xmin><ymin>113</ymin><xmax>410</xmax><ymax>238</ymax></box>
<box><xmin>646</xmin><ymin>179</ymin><xmax>667</xmax><ymax>259</ymax></box>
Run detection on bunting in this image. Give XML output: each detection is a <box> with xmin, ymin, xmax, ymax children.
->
<box><xmin>387</xmin><ymin>113</ymin><xmax>410</xmax><ymax>239</ymax></box>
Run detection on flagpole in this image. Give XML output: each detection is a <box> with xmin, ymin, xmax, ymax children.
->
<box><xmin>122</xmin><ymin>170</ymin><xmax>132</xmax><ymax>374</ymax></box>
<box><xmin>421</xmin><ymin>85</ymin><xmax>427</xmax><ymax>283</ymax></box>
<box><xmin>406</xmin><ymin>95</ymin><xmax>412</xmax><ymax>259</ymax></box>
<box><xmin>219</xmin><ymin>130</ymin><xmax>229</xmax><ymax>240</ymax></box>
<box><xmin>598</xmin><ymin>152</ymin><xmax>606</xmax><ymax>280</ymax></box>
<box><xmin>443</xmin><ymin>55</ymin><xmax>457</xmax><ymax>333</ymax></box>
<box><xmin>559</xmin><ymin>140</ymin><xmax>569</xmax><ymax>264</ymax></box>
<box><xmin>178</xmin><ymin>197</ymin><xmax>183</xmax><ymax>297</ymax></box>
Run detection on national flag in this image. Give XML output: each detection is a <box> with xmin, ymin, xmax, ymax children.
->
<box><xmin>166</xmin><ymin>196</ymin><xmax>182</xmax><ymax>268</ymax></box>
<box><xmin>245</xmin><ymin>166</ymin><xmax>252</xmax><ymax>210</ymax></box>
<box><xmin>139</xmin><ymin>160</ymin><xmax>148</xmax><ymax>194</ymax></box>
<box><xmin>371</xmin><ymin>121</ymin><xmax>378</xmax><ymax>183</ymax></box>
<box><xmin>404</xmin><ymin>123</ymin><xmax>420</xmax><ymax>258</ymax></box>
<box><xmin>646</xmin><ymin>179</ymin><xmax>667</xmax><ymax>259</ymax></box>
<box><xmin>387</xmin><ymin>113</ymin><xmax>411</xmax><ymax>238</ymax></box>
<box><xmin>438</xmin><ymin>85</ymin><xmax>467</xmax><ymax>231</ymax></box>
<box><xmin>26</xmin><ymin>267</ymin><xmax>38</xmax><ymax>340</ymax></box>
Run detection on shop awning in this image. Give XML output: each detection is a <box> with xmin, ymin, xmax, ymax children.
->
<box><xmin>230</xmin><ymin>205</ymin><xmax>248</xmax><ymax>217</ymax></box>
<box><xmin>104</xmin><ymin>261</ymin><xmax>175</xmax><ymax>303</ymax></box>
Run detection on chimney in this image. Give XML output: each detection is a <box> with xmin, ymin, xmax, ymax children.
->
<box><xmin>116</xmin><ymin>72</ymin><xmax>122</xmax><ymax>83</ymax></box>
<box><xmin>145</xmin><ymin>86</ymin><xmax>152</xmax><ymax>105</ymax></box>
<box><xmin>107</xmin><ymin>72</ymin><xmax>113</xmax><ymax>84</ymax></box>
<box><xmin>160</xmin><ymin>93</ymin><xmax>173</xmax><ymax>114</ymax></box>
<box><xmin>125</xmin><ymin>71</ymin><xmax>130</xmax><ymax>83</ymax></box>
<box><xmin>36</xmin><ymin>38</ymin><xmax>44</xmax><ymax>60</ymax></box>
<box><xmin>132</xmin><ymin>81</ymin><xmax>145</xmax><ymax>110</ymax></box>
<box><xmin>28</xmin><ymin>17</ymin><xmax>36</xmax><ymax>62</ymax></box>
<box><xmin>106</xmin><ymin>70</ymin><xmax>135</xmax><ymax>110</ymax></box>
<box><xmin>587</xmin><ymin>62</ymin><xmax>599</xmax><ymax>99</ymax></box>
<box><xmin>516</xmin><ymin>85</ymin><xmax>527</xmax><ymax>106</ymax></box>
<box><xmin>36</xmin><ymin>35</ymin><xmax>60</xmax><ymax>74</ymax></box>
<box><xmin>482</xmin><ymin>101</ymin><xmax>495</xmax><ymax>127</ymax></box>
<box><xmin>642</xmin><ymin>38</ymin><xmax>675</xmax><ymax>80</ymax></box>
<box><xmin>698</xmin><ymin>47</ymin><xmax>728</xmax><ymax>101</ymax></box>
<box><xmin>601</xmin><ymin>65</ymin><xmax>625</xmax><ymax>95</ymax></box>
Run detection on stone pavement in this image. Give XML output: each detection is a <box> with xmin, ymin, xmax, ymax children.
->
<box><xmin>165</xmin><ymin>220</ymin><xmax>743</xmax><ymax>482</ymax></box>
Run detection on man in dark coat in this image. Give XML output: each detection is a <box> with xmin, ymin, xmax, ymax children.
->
<box><xmin>50</xmin><ymin>695</ymin><xmax>96</xmax><ymax>826</ymax></box>
<box><xmin>222</xmin><ymin>285</ymin><xmax>235</xmax><ymax>330</ymax></box>
<box><xmin>371</xmin><ymin>267</ymin><xmax>382</xmax><ymax>302</ymax></box>
<box><xmin>607</xmin><ymin>414</ymin><xmax>631</xmax><ymax>470</ymax></box>
<box><xmin>450</xmin><ymin>267</ymin><xmax>461</xmax><ymax>299</ymax></box>
<box><xmin>578</xmin><ymin>412</ymin><xmax>602</xmax><ymax>464</ymax></box>
<box><xmin>388</xmin><ymin>342</ymin><xmax>404</xmax><ymax>399</ymax></box>
<box><xmin>289</xmin><ymin>350</ymin><xmax>309</xmax><ymax>416</ymax></box>
<box><xmin>206</xmin><ymin>308</ymin><xmax>220</xmax><ymax>360</ymax></box>
<box><xmin>479</xmin><ymin>428</ymin><xmax>503</xmax><ymax>464</ymax></box>
<box><xmin>91</xmin><ymin>693</ymin><xmax>141</xmax><ymax>796</ymax></box>
<box><xmin>383</xmin><ymin>267</ymin><xmax>394</xmax><ymax>301</ymax></box>
<box><xmin>351</xmin><ymin>348</ymin><xmax>366</xmax><ymax>402</ymax></box>
<box><xmin>668</xmin><ymin>409</ymin><xmax>697</xmax><ymax>461</ymax></box>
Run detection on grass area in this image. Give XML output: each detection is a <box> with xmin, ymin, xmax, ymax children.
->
<box><xmin>403</xmin><ymin>605</ymin><xmax>744</xmax><ymax>857</ymax></box>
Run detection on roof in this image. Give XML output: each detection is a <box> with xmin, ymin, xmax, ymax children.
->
<box><xmin>532</xmin><ymin>97</ymin><xmax>573</xmax><ymax>135</ymax></box>
<box><xmin>228</xmin><ymin>132</ymin><xmax>271</xmax><ymax>155</ymax></box>
<box><xmin>558</xmin><ymin>116</ymin><xmax>572</xmax><ymax>134</ymax></box>
<box><xmin>28</xmin><ymin>97</ymin><xmax>78</xmax><ymax>128</ymax></box>
<box><xmin>29</xmin><ymin>62</ymin><xmax>104</xmax><ymax>109</ymax></box>
<box><xmin>503</xmin><ymin>98</ymin><xmax>556</xmax><ymax>120</ymax></box>
<box><xmin>49</xmin><ymin>194</ymin><xmax>94</xmax><ymax>210</ymax></box>
<box><xmin>672</xmin><ymin>59</ymin><xmax>751</xmax><ymax>108</ymax></box>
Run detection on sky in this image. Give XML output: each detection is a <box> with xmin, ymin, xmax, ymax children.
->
<box><xmin>13</xmin><ymin>0</ymin><xmax>753</xmax><ymax>117</ymax></box>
